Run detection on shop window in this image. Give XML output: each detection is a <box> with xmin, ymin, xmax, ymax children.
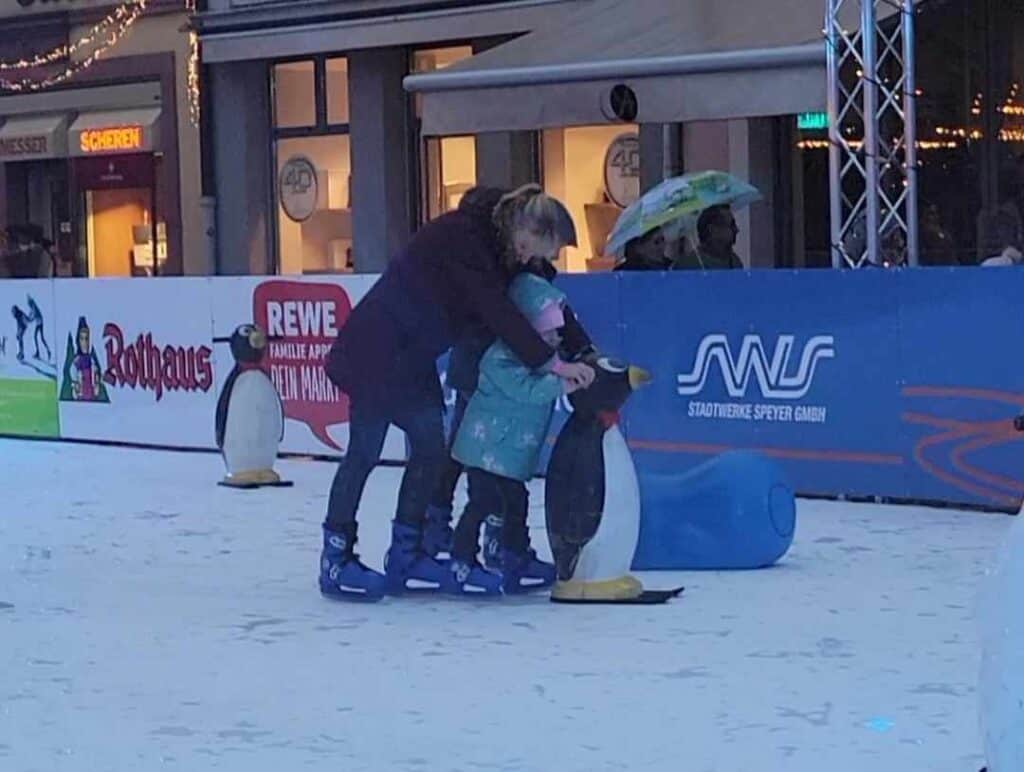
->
<box><xmin>272</xmin><ymin>56</ymin><xmax>351</xmax><ymax>274</ymax></box>
<box><xmin>73</xmin><ymin>154</ymin><xmax>163</xmax><ymax>278</ymax></box>
<box><xmin>84</xmin><ymin>189</ymin><xmax>154</xmax><ymax>277</ymax></box>
<box><xmin>421</xmin><ymin>136</ymin><xmax>476</xmax><ymax>221</ymax></box>
<box><xmin>412</xmin><ymin>47</ymin><xmax>476</xmax><ymax>222</ymax></box>
<box><xmin>542</xmin><ymin>125</ymin><xmax>638</xmax><ymax>273</ymax></box>
<box><xmin>327</xmin><ymin>58</ymin><xmax>350</xmax><ymax>126</ymax></box>
<box><xmin>276</xmin><ymin>136</ymin><xmax>352</xmax><ymax>274</ymax></box>
<box><xmin>274</xmin><ymin>61</ymin><xmax>316</xmax><ymax>129</ymax></box>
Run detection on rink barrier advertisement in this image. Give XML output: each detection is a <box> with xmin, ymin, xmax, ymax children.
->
<box><xmin>210</xmin><ymin>275</ymin><xmax>406</xmax><ymax>460</ymax></box>
<box><xmin>0</xmin><ymin>279</ymin><xmax>59</xmax><ymax>436</ymax></box>
<box><xmin>3</xmin><ymin>268</ymin><xmax>1024</xmax><ymax>509</ymax></box>
<box><xmin>53</xmin><ymin>278</ymin><xmax>219</xmax><ymax>448</ymax></box>
<box><xmin>555</xmin><ymin>269</ymin><xmax>1024</xmax><ymax>511</ymax></box>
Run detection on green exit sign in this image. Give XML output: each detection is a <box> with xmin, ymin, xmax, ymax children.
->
<box><xmin>798</xmin><ymin>112</ymin><xmax>829</xmax><ymax>130</ymax></box>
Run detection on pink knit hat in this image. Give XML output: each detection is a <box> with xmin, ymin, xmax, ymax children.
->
<box><xmin>532</xmin><ymin>300</ymin><xmax>565</xmax><ymax>334</ymax></box>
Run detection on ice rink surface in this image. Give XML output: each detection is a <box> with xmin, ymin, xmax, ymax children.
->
<box><xmin>0</xmin><ymin>439</ymin><xmax>1007</xmax><ymax>771</ymax></box>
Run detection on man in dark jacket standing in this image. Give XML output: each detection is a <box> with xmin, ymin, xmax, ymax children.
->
<box><xmin>674</xmin><ymin>205</ymin><xmax>744</xmax><ymax>270</ymax></box>
<box><xmin>320</xmin><ymin>185</ymin><xmax>594</xmax><ymax>601</ymax></box>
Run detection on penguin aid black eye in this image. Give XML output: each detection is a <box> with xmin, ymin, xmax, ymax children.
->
<box><xmin>597</xmin><ymin>357</ymin><xmax>627</xmax><ymax>373</ymax></box>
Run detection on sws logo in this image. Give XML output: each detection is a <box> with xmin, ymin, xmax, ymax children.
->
<box><xmin>677</xmin><ymin>334</ymin><xmax>835</xmax><ymax>400</ymax></box>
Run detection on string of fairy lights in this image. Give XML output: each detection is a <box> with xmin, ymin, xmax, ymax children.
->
<box><xmin>186</xmin><ymin>0</ymin><xmax>200</xmax><ymax>126</ymax></box>
<box><xmin>0</xmin><ymin>0</ymin><xmax>147</xmax><ymax>94</ymax></box>
<box><xmin>0</xmin><ymin>0</ymin><xmax>144</xmax><ymax>72</ymax></box>
<box><xmin>0</xmin><ymin>0</ymin><xmax>201</xmax><ymax>127</ymax></box>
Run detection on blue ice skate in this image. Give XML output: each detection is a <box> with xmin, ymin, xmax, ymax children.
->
<box><xmin>446</xmin><ymin>557</ymin><xmax>503</xmax><ymax>596</ymax></box>
<box><xmin>422</xmin><ymin>504</ymin><xmax>454</xmax><ymax>558</ymax></box>
<box><xmin>482</xmin><ymin>514</ymin><xmax>503</xmax><ymax>570</ymax></box>
<box><xmin>501</xmin><ymin>547</ymin><xmax>556</xmax><ymax>594</ymax></box>
<box><xmin>384</xmin><ymin>521</ymin><xmax>459</xmax><ymax>595</ymax></box>
<box><xmin>319</xmin><ymin>525</ymin><xmax>386</xmax><ymax>602</ymax></box>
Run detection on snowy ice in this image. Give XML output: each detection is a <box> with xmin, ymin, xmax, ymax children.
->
<box><xmin>0</xmin><ymin>438</ymin><xmax>1008</xmax><ymax>771</ymax></box>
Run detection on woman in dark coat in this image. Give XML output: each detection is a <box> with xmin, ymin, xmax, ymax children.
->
<box><xmin>320</xmin><ymin>185</ymin><xmax>595</xmax><ymax>601</ymax></box>
<box><xmin>424</xmin><ymin>190</ymin><xmax>594</xmax><ymax>565</ymax></box>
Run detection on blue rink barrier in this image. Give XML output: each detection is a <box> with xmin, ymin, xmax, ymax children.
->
<box><xmin>528</xmin><ymin>268</ymin><xmax>1024</xmax><ymax>513</ymax></box>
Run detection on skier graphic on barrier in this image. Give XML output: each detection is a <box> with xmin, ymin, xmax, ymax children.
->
<box><xmin>26</xmin><ymin>296</ymin><xmax>51</xmax><ymax>361</ymax></box>
<box><xmin>10</xmin><ymin>295</ymin><xmax>51</xmax><ymax>364</ymax></box>
<box><xmin>11</xmin><ymin>304</ymin><xmax>28</xmax><ymax>362</ymax></box>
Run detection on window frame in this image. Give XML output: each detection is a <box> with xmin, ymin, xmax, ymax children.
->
<box><xmin>408</xmin><ymin>43</ymin><xmax>478</xmax><ymax>230</ymax></box>
<box><xmin>268</xmin><ymin>53</ymin><xmax>352</xmax><ymax>275</ymax></box>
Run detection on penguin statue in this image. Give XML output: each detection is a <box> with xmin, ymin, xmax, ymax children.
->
<box><xmin>545</xmin><ymin>355</ymin><xmax>683</xmax><ymax>604</ymax></box>
<box><xmin>213</xmin><ymin>324</ymin><xmax>292</xmax><ymax>489</ymax></box>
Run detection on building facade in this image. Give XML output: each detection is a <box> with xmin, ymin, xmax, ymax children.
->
<box><xmin>0</xmin><ymin>0</ymin><xmax>207</xmax><ymax>278</ymax></box>
<box><xmin>194</xmin><ymin>0</ymin><xmax>1024</xmax><ymax>275</ymax></box>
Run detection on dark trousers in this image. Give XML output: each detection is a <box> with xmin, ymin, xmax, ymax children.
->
<box><xmin>430</xmin><ymin>391</ymin><xmax>469</xmax><ymax>511</ymax></box>
<box><xmin>452</xmin><ymin>468</ymin><xmax>529</xmax><ymax>561</ymax></box>
<box><xmin>34</xmin><ymin>323</ymin><xmax>50</xmax><ymax>359</ymax></box>
<box><xmin>14</xmin><ymin>319</ymin><xmax>26</xmax><ymax>359</ymax></box>
<box><xmin>325</xmin><ymin>400</ymin><xmax>445</xmax><ymax>533</ymax></box>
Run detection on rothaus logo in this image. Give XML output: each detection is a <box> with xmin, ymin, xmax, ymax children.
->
<box><xmin>677</xmin><ymin>334</ymin><xmax>835</xmax><ymax>400</ymax></box>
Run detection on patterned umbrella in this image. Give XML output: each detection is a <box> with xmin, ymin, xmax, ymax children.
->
<box><xmin>604</xmin><ymin>170</ymin><xmax>761</xmax><ymax>256</ymax></box>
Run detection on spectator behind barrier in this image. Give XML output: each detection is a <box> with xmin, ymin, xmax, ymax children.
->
<box><xmin>2</xmin><ymin>224</ymin><xmax>53</xmax><ymax>278</ymax></box>
<box><xmin>980</xmin><ymin>208</ymin><xmax>1023</xmax><ymax>267</ymax></box>
<box><xmin>920</xmin><ymin>203</ymin><xmax>960</xmax><ymax>266</ymax></box>
<box><xmin>674</xmin><ymin>205</ymin><xmax>743</xmax><ymax>270</ymax></box>
<box><xmin>615</xmin><ymin>226</ymin><xmax>671</xmax><ymax>271</ymax></box>
<box><xmin>841</xmin><ymin>212</ymin><xmax>906</xmax><ymax>268</ymax></box>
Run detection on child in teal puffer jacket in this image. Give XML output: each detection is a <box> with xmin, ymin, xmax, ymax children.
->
<box><xmin>448</xmin><ymin>271</ymin><xmax>581</xmax><ymax>595</ymax></box>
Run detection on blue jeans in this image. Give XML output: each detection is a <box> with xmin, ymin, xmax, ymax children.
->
<box><xmin>325</xmin><ymin>401</ymin><xmax>445</xmax><ymax>532</ymax></box>
<box><xmin>430</xmin><ymin>391</ymin><xmax>470</xmax><ymax>511</ymax></box>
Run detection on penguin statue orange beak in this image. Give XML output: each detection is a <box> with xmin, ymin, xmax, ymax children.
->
<box><xmin>248</xmin><ymin>327</ymin><xmax>267</xmax><ymax>350</ymax></box>
<box><xmin>628</xmin><ymin>366</ymin><xmax>652</xmax><ymax>390</ymax></box>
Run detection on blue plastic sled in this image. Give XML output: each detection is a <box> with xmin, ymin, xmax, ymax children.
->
<box><xmin>631</xmin><ymin>450</ymin><xmax>796</xmax><ymax>570</ymax></box>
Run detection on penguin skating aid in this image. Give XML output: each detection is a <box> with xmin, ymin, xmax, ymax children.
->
<box><xmin>213</xmin><ymin>325</ymin><xmax>293</xmax><ymax>489</ymax></box>
<box><xmin>545</xmin><ymin>356</ymin><xmax>683</xmax><ymax>605</ymax></box>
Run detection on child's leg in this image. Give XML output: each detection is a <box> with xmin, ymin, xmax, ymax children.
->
<box><xmin>451</xmin><ymin>467</ymin><xmax>495</xmax><ymax>562</ymax></box>
<box><xmin>495</xmin><ymin>476</ymin><xmax>556</xmax><ymax>593</ymax></box>
<box><xmin>447</xmin><ymin>467</ymin><xmax>503</xmax><ymax>594</ymax></box>
<box><xmin>494</xmin><ymin>476</ymin><xmax>529</xmax><ymax>555</ymax></box>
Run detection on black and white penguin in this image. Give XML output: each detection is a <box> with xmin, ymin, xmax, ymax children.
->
<box><xmin>214</xmin><ymin>324</ymin><xmax>291</xmax><ymax>489</ymax></box>
<box><xmin>545</xmin><ymin>355</ymin><xmax>682</xmax><ymax>604</ymax></box>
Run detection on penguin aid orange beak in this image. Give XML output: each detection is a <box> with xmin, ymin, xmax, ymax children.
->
<box><xmin>249</xmin><ymin>327</ymin><xmax>267</xmax><ymax>349</ymax></box>
<box><xmin>628</xmin><ymin>366</ymin><xmax>652</xmax><ymax>389</ymax></box>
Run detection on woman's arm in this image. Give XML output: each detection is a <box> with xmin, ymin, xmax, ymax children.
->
<box><xmin>446</xmin><ymin>253</ymin><xmax>554</xmax><ymax>370</ymax></box>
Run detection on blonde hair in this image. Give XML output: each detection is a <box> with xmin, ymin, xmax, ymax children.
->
<box><xmin>493</xmin><ymin>184</ymin><xmax>572</xmax><ymax>269</ymax></box>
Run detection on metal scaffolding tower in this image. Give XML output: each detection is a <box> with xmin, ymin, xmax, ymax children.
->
<box><xmin>826</xmin><ymin>0</ymin><xmax>919</xmax><ymax>268</ymax></box>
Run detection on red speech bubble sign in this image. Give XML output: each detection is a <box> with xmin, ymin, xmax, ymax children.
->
<box><xmin>253</xmin><ymin>280</ymin><xmax>353</xmax><ymax>451</ymax></box>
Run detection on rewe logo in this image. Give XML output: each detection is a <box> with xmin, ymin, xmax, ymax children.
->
<box><xmin>677</xmin><ymin>334</ymin><xmax>835</xmax><ymax>400</ymax></box>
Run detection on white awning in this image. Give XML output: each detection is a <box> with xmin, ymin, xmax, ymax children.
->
<box><xmin>69</xmin><ymin>107</ymin><xmax>162</xmax><ymax>157</ymax></box>
<box><xmin>0</xmin><ymin>114</ymin><xmax>68</xmax><ymax>161</ymax></box>
<box><xmin>404</xmin><ymin>0</ymin><xmax>880</xmax><ymax>134</ymax></box>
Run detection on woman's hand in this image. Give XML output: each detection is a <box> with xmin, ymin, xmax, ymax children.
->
<box><xmin>552</xmin><ymin>359</ymin><xmax>595</xmax><ymax>390</ymax></box>
<box><xmin>562</xmin><ymin>378</ymin><xmax>584</xmax><ymax>395</ymax></box>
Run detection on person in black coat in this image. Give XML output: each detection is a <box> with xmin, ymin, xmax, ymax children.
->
<box><xmin>424</xmin><ymin>190</ymin><xmax>595</xmax><ymax>563</ymax></box>
<box><xmin>319</xmin><ymin>184</ymin><xmax>596</xmax><ymax>601</ymax></box>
